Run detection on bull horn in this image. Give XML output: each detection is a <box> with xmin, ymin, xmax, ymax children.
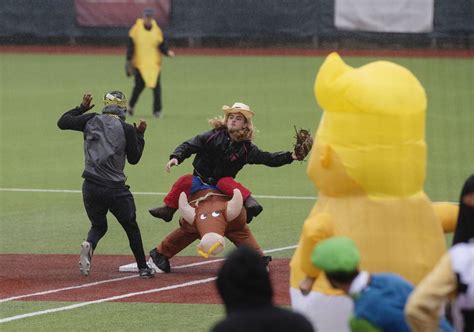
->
<box><xmin>178</xmin><ymin>192</ymin><xmax>195</xmax><ymax>224</ymax></box>
<box><xmin>226</xmin><ymin>189</ymin><xmax>243</xmax><ymax>221</ymax></box>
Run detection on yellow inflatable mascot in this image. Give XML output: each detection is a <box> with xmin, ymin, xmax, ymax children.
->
<box><xmin>289</xmin><ymin>52</ymin><xmax>458</xmax><ymax>331</ymax></box>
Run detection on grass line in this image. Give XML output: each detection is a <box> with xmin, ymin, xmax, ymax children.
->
<box><xmin>0</xmin><ymin>187</ymin><xmax>317</xmax><ymax>200</ymax></box>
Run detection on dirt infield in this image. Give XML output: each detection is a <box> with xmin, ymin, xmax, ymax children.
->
<box><xmin>0</xmin><ymin>254</ymin><xmax>290</xmax><ymax>305</ymax></box>
<box><xmin>0</xmin><ymin>45</ymin><xmax>473</xmax><ymax>58</ymax></box>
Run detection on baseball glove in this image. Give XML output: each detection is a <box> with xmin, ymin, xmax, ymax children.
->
<box><xmin>293</xmin><ymin>126</ymin><xmax>313</xmax><ymax>161</ymax></box>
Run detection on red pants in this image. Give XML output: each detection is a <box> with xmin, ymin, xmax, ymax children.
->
<box><xmin>163</xmin><ymin>174</ymin><xmax>251</xmax><ymax>209</ymax></box>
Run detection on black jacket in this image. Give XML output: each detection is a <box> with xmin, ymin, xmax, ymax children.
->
<box><xmin>171</xmin><ymin>129</ymin><xmax>293</xmax><ymax>184</ymax></box>
<box><xmin>57</xmin><ymin>105</ymin><xmax>145</xmax><ymax>187</ymax></box>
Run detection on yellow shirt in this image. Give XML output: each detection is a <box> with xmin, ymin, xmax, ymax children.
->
<box><xmin>128</xmin><ymin>18</ymin><xmax>164</xmax><ymax>88</ymax></box>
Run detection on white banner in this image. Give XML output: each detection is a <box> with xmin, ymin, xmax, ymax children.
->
<box><xmin>334</xmin><ymin>0</ymin><xmax>434</xmax><ymax>33</ymax></box>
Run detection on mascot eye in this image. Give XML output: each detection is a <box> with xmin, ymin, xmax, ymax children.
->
<box><xmin>199</xmin><ymin>213</ymin><xmax>208</xmax><ymax>220</ymax></box>
<box><xmin>211</xmin><ymin>211</ymin><xmax>221</xmax><ymax>217</ymax></box>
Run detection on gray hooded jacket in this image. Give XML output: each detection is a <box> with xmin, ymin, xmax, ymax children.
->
<box><xmin>58</xmin><ymin>104</ymin><xmax>144</xmax><ymax>187</ymax></box>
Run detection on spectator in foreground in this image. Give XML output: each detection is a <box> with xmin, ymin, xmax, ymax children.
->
<box><xmin>452</xmin><ymin>174</ymin><xmax>474</xmax><ymax>245</ymax></box>
<box><xmin>311</xmin><ymin>237</ymin><xmax>453</xmax><ymax>332</ymax></box>
<box><xmin>405</xmin><ymin>239</ymin><xmax>474</xmax><ymax>332</ymax></box>
<box><xmin>212</xmin><ymin>246</ymin><xmax>313</xmax><ymax>332</ymax></box>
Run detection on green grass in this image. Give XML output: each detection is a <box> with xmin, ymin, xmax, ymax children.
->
<box><xmin>0</xmin><ymin>52</ymin><xmax>472</xmax><ymax>330</ymax></box>
<box><xmin>1</xmin><ymin>302</ymin><xmax>224</xmax><ymax>331</ymax></box>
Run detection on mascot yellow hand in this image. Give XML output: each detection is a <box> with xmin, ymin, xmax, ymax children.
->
<box><xmin>289</xmin><ymin>52</ymin><xmax>458</xmax><ymax>331</ymax></box>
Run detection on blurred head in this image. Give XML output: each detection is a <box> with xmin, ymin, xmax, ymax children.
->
<box><xmin>103</xmin><ymin>90</ymin><xmax>127</xmax><ymax>108</ymax></box>
<box><xmin>208</xmin><ymin>102</ymin><xmax>255</xmax><ymax>141</ymax></box>
<box><xmin>313</xmin><ymin>52</ymin><xmax>427</xmax><ymax>198</ymax></box>
<box><xmin>311</xmin><ymin>236</ymin><xmax>360</xmax><ymax>292</ymax></box>
<box><xmin>226</xmin><ymin>112</ymin><xmax>247</xmax><ymax>132</ymax></box>
<box><xmin>102</xmin><ymin>90</ymin><xmax>127</xmax><ymax>120</ymax></box>
<box><xmin>143</xmin><ymin>8</ymin><xmax>154</xmax><ymax>27</ymax></box>
<box><xmin>453</xmin><ymin>175</ymin><xmax>474</xmax><ymax>244</ymax></box>
<box><xmin>216</xmin><ymin>246</ymin><xmax>272</xmax><ymax>313</ymax></box>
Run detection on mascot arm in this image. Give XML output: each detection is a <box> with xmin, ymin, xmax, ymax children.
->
<box><xmin>298</xmin><ymin>212</ymin><xmax>335</xmax><ymax>277</ymax></box>
<box><xmin>432</xmin><ymin>202</ymin><xmax>459</xmax><ymax>233</ymax></box>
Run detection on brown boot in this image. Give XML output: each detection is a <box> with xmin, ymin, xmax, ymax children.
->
<box><xmin>148</xmin><ymin>205</ymin><xmax>177</xmax><ymax>222</ymax></box>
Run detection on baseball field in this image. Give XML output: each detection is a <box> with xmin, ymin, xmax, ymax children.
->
<box><xmin>0</xmin><ymin>46</ymin><xmax>473</xmax><ymax>330</ymax></box>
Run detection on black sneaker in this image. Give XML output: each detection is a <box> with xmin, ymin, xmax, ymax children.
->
<box><xmin>244</xmin><ymin>196</ymin><xmax>263</xmax><ymax>223</ymax></box>
<box><xmin>149</xmin><ymin>248</ymin><xmax>171</xmax><ymax>273</ymax></box>
<box><xmin>148</xmin><ymin>206</ymin><xmax>177</xmax><ymax>222</ymax></box>
<box><xmin>138</xmin><ymin>267</ymin><xmax>155</xmax><ymax>279</ymax></box>
<box><xmin>262</xmin><ymin>255</ymin><xmax>272</xmax><ymax>267</ymax></box>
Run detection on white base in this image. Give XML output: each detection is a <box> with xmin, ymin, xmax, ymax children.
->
<box><xmin>118</xmin><ymin>258</ymin><xmax>164</xmax><ymax>273</ymax></box>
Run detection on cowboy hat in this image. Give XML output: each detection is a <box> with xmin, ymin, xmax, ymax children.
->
<box><xmin>222</xmin><ymin>102</ymin><xmax>255</xmax><ymax>120</ymax></box>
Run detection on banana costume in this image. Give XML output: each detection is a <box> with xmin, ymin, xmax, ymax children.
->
<box><xmin>289</xmin><ymin>52</ymin><xmax>458</xmax><ymax>331</ymax></box>
<box><xmin>129</xmin><ymin>18</ymin><xmax>164</xmax><ymax>88</ymax></box>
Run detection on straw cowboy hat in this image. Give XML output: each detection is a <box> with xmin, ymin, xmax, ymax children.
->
<box><xmin>222</xmin><ymin>102</ymin><xmax>255</xmax><ymax>120</ymax></box>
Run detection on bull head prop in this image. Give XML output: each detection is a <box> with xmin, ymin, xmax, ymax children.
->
<box><xmin>178</xmin><ymin>189</ymin><xmax>243</xmax><ymax>258</ymax></box>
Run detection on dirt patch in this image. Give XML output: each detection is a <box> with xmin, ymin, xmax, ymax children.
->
<box><xmin>0</xmin><ymin>254</ymin><xmax>290</xmax><ymax>305</ymax></box>
<box><xmin>0</xmin><ymin>45</ymin><xmax>472</xmax><ymax>58</ymax></box>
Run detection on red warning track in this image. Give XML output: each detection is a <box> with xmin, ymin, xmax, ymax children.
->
<box><xmin>0</xmin><ymin>254</ymin><xmax>290</xmax><ymax>305</ymax></box>
<box><xmin>0</xmin><ymin>45</ymin><xmax>473</xmax><ymax>58</ymax></box>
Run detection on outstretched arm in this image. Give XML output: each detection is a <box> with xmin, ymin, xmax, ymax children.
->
<box><xmin>170</xmin><ymin>130</ymin><xmax>215</xmax><ymax>164</ymax></box>
<box><xmin>57</xmin><ymin>94</ymin><xmax>96</xmax><ymax>131</ymax></box>
<box><xmin>432</xmin><ymin>202</ymin><xmax>459</xmax><ymax>233</ymax></box>
<box><xmin>124</xmin><ymin>119</ymin><xmax>147</xmax><ymax>165</ymax></box>
<box><xmin>247</xmin><ymin>144</ymin><xmax>294</xmax><ymax>166</ymax></box>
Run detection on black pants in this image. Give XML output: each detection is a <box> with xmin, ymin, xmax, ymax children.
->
<box><xmin>129</xmin><ymin>70</ymin><xmax>162</xmax><ymax>114</ymax></box>
<box><xmin>82</xmin><ymin>180</ymin><xmax>148</xmax><ymax>269</ymax></box>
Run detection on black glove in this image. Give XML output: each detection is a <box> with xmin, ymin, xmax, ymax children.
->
<box><xmin>125</xmin><ymin>60</ymin><xmax>134</xmax><ymax>77</ymax></box>
<box><xmin>134</xmin><ymin>120</ymin><xmax>147</xmax><ymax>134</ymax></box>
<box><xmin>79</xmin><ymin>94</ymin><xmax>95</xmax><ymax>112</ymax></box>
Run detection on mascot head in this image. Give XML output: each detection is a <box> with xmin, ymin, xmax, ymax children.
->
<box><xmin>308</xmin><ymin>52</ymin><xmax>427</xmax><ymax>198</ymax></box>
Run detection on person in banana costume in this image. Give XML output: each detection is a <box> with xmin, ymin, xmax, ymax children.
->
<box><xmin>289</xmin><ymin>52</ymin><xmax>458</xmax><ymax>331</ymax></box>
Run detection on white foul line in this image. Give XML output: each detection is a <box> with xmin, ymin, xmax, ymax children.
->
<box><xmin>0</xmin><ymin>245</ymin><xmax>297</xmax><ymax>323</ymax></box>
<box><xmin>0</xmin><ymin>187</ymin><xmax>316</xmax><ymax>200</ymax></box>
<box><xmin>0</xmin><ymin>277</ymin><xmax>216</xmax><ymax>323</ymax></box>
<box><xmin>0</xmin><ymin>259</ymin><xmax>224</xmax><ymax>304</ymax></box>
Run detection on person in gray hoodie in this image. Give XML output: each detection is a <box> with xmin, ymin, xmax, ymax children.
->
<box><xmin>212</xmin><ymin>246</ymin><xmax>313</xmax><ymax>332</ymax></box>
<box><xmin>57</xmin><ymin>91</ymin><xmax>154</xmax><ymax>279</ymax></box>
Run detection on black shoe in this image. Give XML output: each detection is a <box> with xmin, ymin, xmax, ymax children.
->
<box><xmin>149</xmin><ymin>248</ymin><xmax>171</xmax><ymax>273</ymax></box>
<box><xmin>138</xmin><ymin>267</ymin><xmax>155</xmax><ymax>279</ymax></box>
<box><xmin>244</xmin><ymin>196</ymin><xmax>263</xmax><ymax>223</ymax></box>
<box><xmin>149</xmin><ymin>206</ymin><xmax>177</xmax><ymax>222</ymax></box>
<box><xmin>262</xmin><ymin>255</ymin><xmax>272</xmax><ymax>267</ymax></box>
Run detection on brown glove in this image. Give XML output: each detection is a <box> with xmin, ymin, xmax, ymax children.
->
<box><xmin>79</xmin><ymin>93</ymin><xmax>95</xmax><ymax>112</ymax></box>
<box><xmin>293</xmin><ymin>126</ymin><xmax>313</xmax><ymax>161</ymax></box>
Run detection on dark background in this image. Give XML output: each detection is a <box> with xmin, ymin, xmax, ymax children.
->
<box><xmin>1</xmin><ymin>0</ymin><xmax>473</xmax><ymax>49</ymax></box>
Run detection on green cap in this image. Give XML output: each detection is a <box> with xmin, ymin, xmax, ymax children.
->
<box><xmin>311</xmin><ymin>237</ymin><xmax>360</xmax><ymax>273</ymax></box>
